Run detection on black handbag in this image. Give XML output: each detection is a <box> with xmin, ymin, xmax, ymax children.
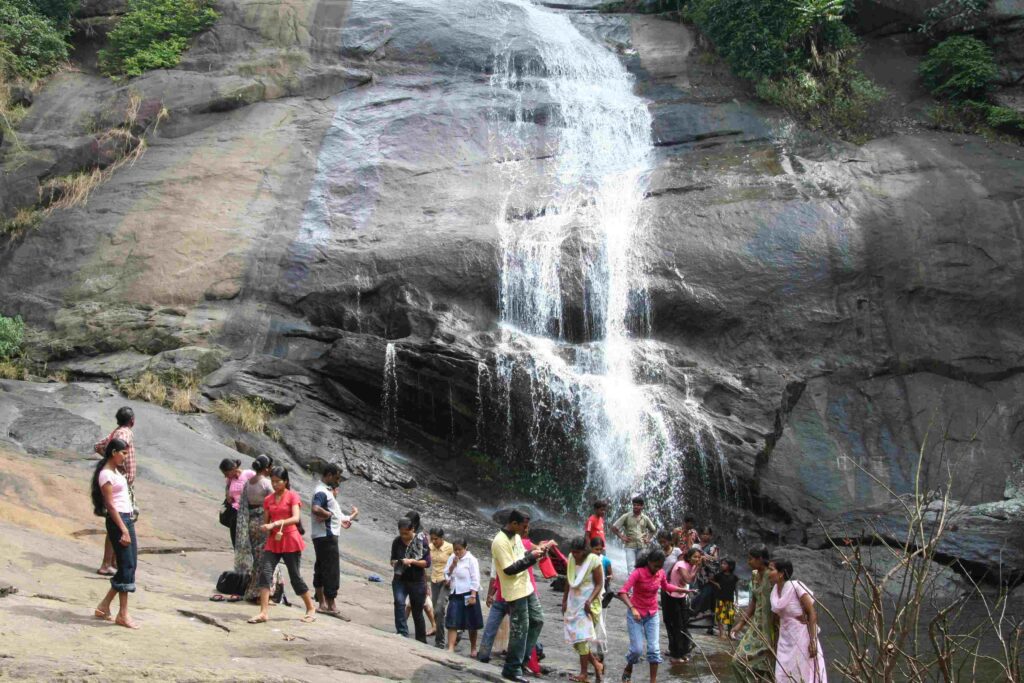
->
<box><xmin>219</xmin><ymin>504</ymin><xmax>236</xmax><ymax>529</ymax></box>
<box><xmin>216</xmin><ymin>571</ymin><xmax>249</xmax><ymax>596</ymax></box>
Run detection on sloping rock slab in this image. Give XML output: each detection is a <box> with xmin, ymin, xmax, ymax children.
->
<box><xmin>8</xmin><ymin>407</ymin><xmax>102</xmax><ymax>457</ymax></box>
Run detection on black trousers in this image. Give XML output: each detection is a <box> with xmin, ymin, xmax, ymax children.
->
<box><xmin>223</xmin><ymin>506</ymin><xmax>238</xmax><ymax>548</ymax></box>
<box><xmin>313</xmin><ymin>536</ymin><xmax>340</xmax><ymax>600</ymax></box>
<box><xmin>662</xmin><ymin>592</ymin><xmax>693</xmax><ymax>658</ymax></box>
<box><xmin>259</xmin><ymin>551</ymin><xmax>309</xmax><ymax>596</ymax></box>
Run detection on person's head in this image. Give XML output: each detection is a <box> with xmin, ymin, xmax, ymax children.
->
<box><xmin>568</xmin><ymin>536</ymin><xmax>590</xmax><ymax>562</ymax></box>
<box><xmin>115</xmin><ymin>406</ymin><xmax>134</xmax><ymax>428</ymax></box>
<box><xmin>593</xmin><ymin>500</ymin><xmax>608</xmax><ymax>517</ymax></box>
<box><xmin>91</xmin><ymin>438</ymin><xmax>129</xmax><ymax>516</ymax></box>
<box><xmin>589</xmin><ymin>536</ymin><xmax>606</xmax><ymax>555</ymax></box>
<box><xmin>699</xmin><ymin>525</ymin><xmax>713</xmax><ymax>544</ymax></box>
<box><xmin>251</xmin><ymin>454</ymin><xmax>273</xmax><ymax>475</ymax></box>
<box><xmin>656</xmin><ymin>529</ymin><xmax>673</xmax><ymax>549</ymax></box>
<box><xmin>452</xmin><ymin>537</ymin><xmax>469</xmax><ymax>557</ymax></box>
<box><xmin>683</xmin><ymin>515</ymin><xmax>697</xmax><ymax>530</ymax></box>
<box><xmin>645</xmin><ymin>548</ymin><xmax>666</xmax><ymax>573</ymax></box>
<box><xmin>720</xmin><ymin>558</ymin><xmax>736</xmax><ymax>574</ymax></box>
<box><xmin>398</xmin><ymin>517</ymin><xmax>415</xmax><ymax>543</ymax></box>
<box><xmin>429</xmin><ymin>527</ymin><xmax>446</xmax><ymax>548</ymax></box>
<box><xmin>219</xmin><ymin>457</ymin><xmax>243</xmax><ymax>479</ymax></box>
<box><xmin>505</xmin><ymin>509</ymin><xmax>529</xmax><ymax>536</ymax></box>
<box><xmin>747</xmin><ymin>545</ymin><xmax>770</xmax><ymax>571</ymax></box>
<box><xmin>631</xmin><ymin>496</ymin><xmax>645</xmax><ymax>515</ymax></box>
<box><xmin>321</xmin><ymin>462</ymin><xmax>342</xmax><ymax>487</ymax></box>
<box><xmin>405</xmin><ymin>510</ymin><xmax>421</xmax><ymax>533</ymax></box>
<box><xmin>684</xmin><ymin>547</ymin><xmax>702</xmax><ymax>565</ymax></box>
<box><xmin>269</xmin><ymin>466</ymin><xmax>290</xmax><ymax>493</ymax></box>
<box><xmin>768</xmin><ymin>558</ymin><xmax>793</xmax><ymax>585</ymax></box>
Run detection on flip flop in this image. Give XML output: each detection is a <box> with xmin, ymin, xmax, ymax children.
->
<box><xmin>300</xmin><ymin>615</ymin><xmax>316</xmax><ymax>623</ymax></box>
<box><xmin>225</xmin><ymin>595</ymin><xmax>242</xmax><ymax>603</ymax></box>
<box><xmin>96</xmin><ymin>568</ymin><xmax>115</xmax><ymax>576</ymax></box>
<box><xmin>209</xmin><ymin>594</ymin><xmax>226</xmax><ymax>602</ymax></box>
<box><xmin>247</xmin><ymin>615</ymin><xmax>268</xmax><ymax>624</ymax></box>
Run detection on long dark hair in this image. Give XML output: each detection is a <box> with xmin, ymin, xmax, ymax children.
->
<box><xmin>91</xmin><ymin>438</ymin><xmax>128</xmax><ymax>516</ymax></box>
<box><xmin>270</xmin><ymin>465</ymin><xmax>290</xmax><ymax>489</ymax></box>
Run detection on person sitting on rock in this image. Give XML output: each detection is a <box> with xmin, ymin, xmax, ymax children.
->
<box><xmin>93</xmin><ymin>406</ymin><xmax>136</xmax><ymax>577</ymax></box>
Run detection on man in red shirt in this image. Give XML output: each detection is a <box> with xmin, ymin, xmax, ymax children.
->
<box><xmin>94</xmin><ymin>407</ymin><xmax>136</xmax><ymax>576</ymax></box>
<box><xmin>584</xmin><ymin>500</ymin><xmax>608</xmax><ymax>546</ymax></box>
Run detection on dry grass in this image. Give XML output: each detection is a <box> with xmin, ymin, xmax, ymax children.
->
<box><xmin>38</xmin><ymin>168</ymin><xmax>104</xmax><ymax>211</ymax></box>
<box><xmin>119</xmin><ymin>371</ymin><xmax>167</xmax><ymax>405</ymax></box>
<box><xmin>1</xmin><ymin>207</ymin><xmax>40</xmax><ymax>238</ymax></box>
<box><xmin>213</xmin><ymin>395</ymin><xmax>275</xmax><ymax>435</ymax></box>
<box><xmin>0</xmin><ymin>360</ymin><xmax>28</xmax><ymax>380</ymax></box>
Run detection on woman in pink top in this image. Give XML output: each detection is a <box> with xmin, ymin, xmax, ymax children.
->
<box><xmin>665</xmin><ymin>547</ymin><xmax>701</xmax><ymax>663</ymax></box>
<box><xmin>220</xmin><ymin>457</ymin><xmax>255</xmax><ymax>549</ymax></box>
<box><xmin>769</xmin><ymin>558</ymin><xmax>828</xmax><ymax>683</ymax></box>
<box><xmin>248</xmin><ymin>466</ymin><xmax>316</xmax><ymax>624</ymax></box>
<box><xmin>90</xmin><ymin>439</ymin><xmax>140</xmax><ymax>629</ymax></box>
<box><xmin>616</xmin><ymin>548</ymin><xmax>686</xmax><ymax>683</ymax></box>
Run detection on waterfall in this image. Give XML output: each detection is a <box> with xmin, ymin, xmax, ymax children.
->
<box><xmin>486</xmin><ymin>1</ymin><xmax>723</xmax><ymax>516</ymax></box>
<box><xmin>382</xmin><ymin>343</ymin><xmax>398</xmax><ymax>444</ymax></box>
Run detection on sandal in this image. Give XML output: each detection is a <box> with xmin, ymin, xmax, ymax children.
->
<box><xmin>96</xmin><ymin>567</ymin><xmax>115</xmax><ymax>576</ymax></box>
<box><xmin>225</xmin><ymin>595</ymin><xmax>242</xmax><ymax>603</ymax></box>
<box><xmin>247</xmin><ymin>615</ymin><xmax>268</xmax><ymax>624</ymax></box>
<box><xmin>300</xmin><ymin>614</ymin><xmax>316</xmax><ymax>623</ymax></box>
<box><xmin>569</xmin><ymin>676</ymin><xmax>590</xmax><ymax>682</ymax></box>
<box><xmin>209</xmin><ymin>594</ymin><xmax>225</xmax><ymax>602</ymax></box>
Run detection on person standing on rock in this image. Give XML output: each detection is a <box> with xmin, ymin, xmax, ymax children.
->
<box><xmin>247</xmin><ymin>466</ymin><xmax>317</xmax><ymax>624</ymax></box>
<box><xmin>91</xmin><ymin>438</ymin><xmax>139</xmax><ymax>629</ymax></box>
<box><xmin>220</xmin><ymin>457</ymin><xmax>255</xmax><ymax>549</ymax></box>
<box><xmin>93</xmin><ymin>407</ymin><xmax>136</xmax><ymax>577</ymax></box>
<box><xmin>616</xmin><ymin>548</ymin><xmax>685</xmax><ymax>683</ymax></box>
<box><xmin>311</xmin><ymin>463</ymin><xmax>358</xmax><ymax>615</ymax></box>
<box><xmin>404</xmin><ymin>510</ymin><xmax>439</xmax><ymax>636</ymax></box>
<box><xmin>429</xmin><ymin>527</ymin><xmax>455</xmax><ymax>648</ymax></box>
<box><xmin>443</xmin><ymin>537</ymin><xmax>483</xmax><ymax>656</ymax></box>
<box><xmin>730</xmin><ymin>546</ymin><xmax>776</xmax><ymax>682</ymax></box>
<box><xmin>391</xmin><ymin>517</ymin><xmax>431</xmax><ymax>642</ymax></box>
<box><xmin>585</xmin><ymin>500</ymin><xmax>608</xmax><ymax>547</ymax></box>
<box><xmin>768</xmin><ymin>558</ymin><xmax>827</xmax><ymax>683</ymax></box>
<box><xmin>491</xmin><ymin>509</ymin><xmax>553</xmax><ymax>682</ymax></box>
<box><xmin>562</xmin><ymin>536</ymin><xmax>604</xmax><ymax>683</ymax></box>
<box><xmin>611</xmin><ymin>497</ymin><xmax>656</xmax><ymax>570</ymax></box>
<box><xmin>238</xmin><ymin>455</ymin><xmax>274</xmax><ymax>602</ymax></box>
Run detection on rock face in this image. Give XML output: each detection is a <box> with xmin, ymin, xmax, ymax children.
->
<box><xmin>0</xmin><ymin>1</ymin><xmax>1022</xmax><ymax>580</ymax></box>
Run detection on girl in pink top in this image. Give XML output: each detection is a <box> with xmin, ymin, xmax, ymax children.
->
<box><xmin>616</xmin><ymin>548</ymin><xmax>686</xmax><ymax>683</ymax></box>
<box><xmin>769</xmin><ymin>558</ymin><xmax>828</xmax><ymax>683</ymax></box>
<box><xmin>248</xmin><ymin>466</ymin><xmax>316</xmax><ymax>624</ymax></box>
<box><xmin>664</xmin><ymin>547</ymin><xmax>700</xmax><ymax>663</ymax></box>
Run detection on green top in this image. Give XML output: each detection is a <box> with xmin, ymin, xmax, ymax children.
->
<box><xmin>612</xmin><ymin>512</ymin><xmax>656</xmax><ymax>549</ymax></box>
<box><xmin>731</xmin><ymin>568</ymin><xmax>776</xmax><ymax>682</ymax></box>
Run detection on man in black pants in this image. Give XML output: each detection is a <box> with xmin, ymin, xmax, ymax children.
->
<box><xmin>310</xmin><ymin>464</ymin><xmax>358</xmax><ymax>614</ymax></box>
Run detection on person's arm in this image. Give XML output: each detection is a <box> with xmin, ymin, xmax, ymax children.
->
<box><xmin>663</xmin><ymin>568</ymin><xmax>689</xmax><ymax>595</ymax></box>
<box><xmin>311</xmin><ymin>492</ymin><xmax>331</xmax><ymax>521</ymax></box>
<box><xmin>100</xmin><ymin>476</ymin><xmax>131</xmax><ymax>546</ymax></box>
<box><xmin>486</xmin><ymin>576</ymin><xmax>498</xmax><ymax>607</ymax></box>
<box><xmin>731</xmin><ymin>584</ymin><xmax>756</xmax><ymax>636</ymax></box>
<box><xmin>641</xmin><ymin>515</ymin><xmax>656</xmax><ymax>544</ymax></box>
<box><xmin>610</xmin><ymin>514</ymin><xmax>628</xmax><ymax>542</ymax></box>
<box><xmin>616</xmin><ymin>571</ymin><xmax>641</xmax><ymax>619</ymax></box>
<box><xmin>122</xmin><ymin>438</ymin><xmax>136</xmax><ymax>486</ymax></box>
<box><xmin>798</xmin><ymin>587</ymin><xmax>819</xmax><ymax>658</ymax></box>
<box><xmin>93</xmin><ymin>435</ymin><xmax>109</xmax><ymax>456</ymax></box>
<box><xmin>468</xmin><ymin>557</ymin><xmax>480</xmax><ymax>604</ymax></box>
<box><xmin>584</xmin><ymin>563</ymin><xmax>604</xmax><ymax>615</ymax></box>
<box><xmin>443</xmin><ymin>554</ymin><xmax>456</xmax><ymax>582</ymax></box>
<box><xmin>500</xmin><ymin>542</ymin><xmax>543</xmax><ymax>576</ymax></box>
<box><xmin>348</xmin><ymin>505</ymin><xmax>359</xmax><ymax>520</ymax></box>
<box><xmin>404</xmin><ymin>543</ymin><xmax>429</xmax><ymax>569</ymax></box>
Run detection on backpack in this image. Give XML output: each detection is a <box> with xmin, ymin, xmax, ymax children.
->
<box><xmin>215</xmin><ymin>571</ymin><xmax>249</xmax><ymax>596</ymax></box>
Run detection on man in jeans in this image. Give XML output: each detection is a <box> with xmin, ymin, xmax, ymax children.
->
<box><xmin>611</xmin><ymin>496</ymin><xmax>657</xmax><ymax>570</ymax></box>
<box><xmin>310</xmin><ymin>463</ymin><xmax>358</xmax><ymax>614</ymax></box>
<box><xmin>490</xmin><ymin>509</ymin><xmax>553</xmax><ymax>682</ymax></box>
<box><xmin>476</xmin><ymin>575</ymin><xmax>509</xmax><ymax>663</ymax></box>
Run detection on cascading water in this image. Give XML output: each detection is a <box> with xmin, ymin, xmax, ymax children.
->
<box><xmin>382</xmin><ymin>343</ymin><xmax>399</xmax><ymax>445</ymax></box>
<box><xmin>485</xmin><ymin>1</ymin><xmax>727</xmax><ymax>518</ymax></box>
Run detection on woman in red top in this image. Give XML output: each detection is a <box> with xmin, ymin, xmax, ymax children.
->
<box><xmin>248</xmin><ymin>467</ymin><xmax>316</xmax><ymax>624</ymax></box>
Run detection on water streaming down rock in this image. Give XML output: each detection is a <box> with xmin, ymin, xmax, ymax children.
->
<box><xmin>483</xmin><ymin>1</ymin><xmax>728</xmax><ymax>515</ymax></box>
<box><xmin>382</xmin><ymin>342</ymin><xmax>399</xmax><ymax>445</ymax></box>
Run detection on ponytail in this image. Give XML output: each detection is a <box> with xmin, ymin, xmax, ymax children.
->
<box><xmin>91</xmin><ymin>438</ymin><xmax>128</xmax><ymax>516</ymax></box>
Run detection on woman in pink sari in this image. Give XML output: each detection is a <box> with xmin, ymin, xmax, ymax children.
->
<box><xmin>768</xmin><ymin>558</ymin><xmax>827</xmax><ymax>683</ymax></box>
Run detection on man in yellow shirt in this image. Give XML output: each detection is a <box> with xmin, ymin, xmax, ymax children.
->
<box><xmin>490</xmin><ymin>510</ymin><xmax>553</xmax><ymax>682</ymax></box>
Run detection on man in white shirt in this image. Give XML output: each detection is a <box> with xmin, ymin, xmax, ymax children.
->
<box><xmin>311</xmin><ymin>464</ymin><xmax>358</xmax><ymax>614</ymax></box>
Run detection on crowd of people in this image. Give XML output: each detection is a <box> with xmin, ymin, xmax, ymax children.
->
<box><xmin>86</xmin><ymin>406</ymin><xmax>828</xmax><ymax>683</ymax></box>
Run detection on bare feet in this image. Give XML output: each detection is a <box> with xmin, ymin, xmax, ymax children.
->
<box><xmin>247</xmin><ymin>614</ymin><xmax>268</xmax><ymax>624</ymax></box>
<box><xmin>93</xmin><ymin>608</ymin><xmax>113</xmax><ymax>621</ymax></box>
<box><xmin>114</xmin><ymin>615</ymin><xmax>140</xmax><ymax>629</ymax></box>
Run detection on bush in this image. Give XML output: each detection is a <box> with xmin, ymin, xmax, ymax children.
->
<box><xmin>118</xmin><ymin>370</ymin><xmax>199</xmax><ymax>413</ymax></box>
<box><xmin>0</xmin><ymin>314</ymin><xmax>25</xmax><ymax>360</ymax></box>
<box><xmin>756</xmin><ymin>66</ymin><xmax>884</xmax><ymax>141</ymax></box>
<box><xmin>213</xmin><ymin>395</ymin><xmax>275</xmax><ymax>435</ymax></box>
<box><xmin>99</xmin><ymin>0</ymin><xmax>218</xmax><ymax>77</ymax></box>
<box><xmin>920</xmin><ymin>35</ymin><xmax>997</xmax><ymax>101</ymax></box>
<box><xmin>0</xmin><ymin>0</ymin><xmax>70</xmax><ymax>79</ymax></box>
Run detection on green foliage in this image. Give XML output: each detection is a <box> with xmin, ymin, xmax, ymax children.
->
<box><xmin>756</xmin><ymin>66</ymin><xmax>884</xmax><ymax>141</ymax></box>
<box><xmin>920</xmin><ymin>0</ymin><xmax>990</xmax><ymax>37</ymax></box>
<box><xmin>27</xmin><ymin>0</ymin><xmax>79</xmax><ymax>25</ymax></box>
<box><xmin>0</xmin><ymin>314</ymin><xmax>25</xmax><ymax>360</ymax></box>
<box><xmin>927</xmin><ymin>100</ymin><xmax>1024</xmax><ymax>140</ymax></box>
<box><xmin>920</xmin><ymin>35</ymin><xmax>997</xmax><ymax>101</ymax></box>
<box><xmin>0</xmin><ymin>0</ymin><xmax>70</xmax><ymax>79</ymax></box>
<box><xmin>99</xmin><ymin>0</ymin><xmax>218</xmax><ymax>77</ymax></box>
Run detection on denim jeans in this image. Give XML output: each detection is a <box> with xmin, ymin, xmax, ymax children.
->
<box><xmin>624</xmin><ymin>547</ymin><xmax>641</xmax><ymax>570</ymax></box>
<box><xmin>476</xmin><ymin>599</ymin><xmax>509</xmax><ymax>662</ymax></box>
<box><xmin>393</xmin><ymin>580</ymin><xmax>427</xmax><ymax>642</ymax></box>
<box><xmin>106</xmin><ymin>513</ymin><xmax>137</xmax><ymax>593</ymax></box>
<box><xmin>504</xmin><ymin>592</ymin><xmax>544</xmax><ymax>678</ymax></box>
<box><xmin>626</xmin><ymin>609</ymin><xmax>663</xmax><ymax>665</ymax></box>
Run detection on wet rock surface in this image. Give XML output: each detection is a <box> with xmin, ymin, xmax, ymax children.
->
<box><xmin>0</xmin><ymin>0</ymin><xmax>1022</xmax><ymax>583</ymax></box>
